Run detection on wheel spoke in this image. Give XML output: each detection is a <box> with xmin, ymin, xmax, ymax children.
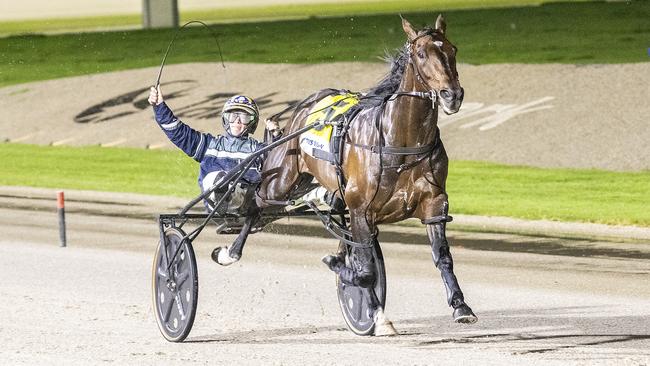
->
<box><xmin>169</xmin><ymin>247</ymin><xmax>186</xmax><ymax>274</ymax></box>
<box><xmin>353</xmin><ymin>290</ymin><xmax>363</xmax><ymax>320</ymax></box>
<box><xmin>162</xmin><ymin>292</ymin><xmax>175</xmax><ymax>323</ymax></box>
<box><xmin>175</xmin><ymin>251</ymin><xmax>187</xmax><ymax>271</ymax></box>
<box><xmin>175</xmin><ymin>293</ymin><xmax>186</xmax><ymax>318</ymax></box>
<box><xmin>175</xmin><ymin>272</ymin><xmax>189</xmax><ymax>288</ymax></box>
<box><xmin>162</xmin><ymin>240</ymin><xmax>176</xmax><ymax>270</ymax></box>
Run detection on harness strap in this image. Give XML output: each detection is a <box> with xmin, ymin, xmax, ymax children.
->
<box><xmin>304</xmin><ymin>201</ymin><xmax>375</xmax><ymax>249</ymax></box>
<box><xmin>384</xmin><ymin>127</ymin><xmax>441</xmax><ymax>172</ymax></box>
<box><xmin>260</xmin><ymin>166</ymin><xmax>283</xmax><ymax>180</ymax></box>
<box><xmin>347</xmin><ymin>139</ymin><xmax>436</xmax><ymax>155</ymax></box>
<box><xmin>404</xmin><ymin>30</ymin><xmax>442</xmax><ymax>109</ymax></box>
<box><xmin>389</xmin><ymin>90</ymin><xmax>437</xmax><ymax>104</ymax></box>
<box><xmin>422</xmin><ymin>215</ymin><xmax>453</xmax><ymax>225</ymax></box>
<box><xmin>341</xmin><ymin>89</ymin><xmax>441</xmax><ymax>175</ymax></box>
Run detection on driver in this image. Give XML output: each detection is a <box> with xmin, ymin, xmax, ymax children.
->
<box><xmin>148</xmin><ymin>85</ymin><xmax>281</xmax><ymax>264</ymax></box>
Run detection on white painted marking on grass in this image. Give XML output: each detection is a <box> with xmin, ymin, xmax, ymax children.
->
<box><xmin>9</xmin><ymin>133</ymin><xmax>34</xmax><ymax>142</ymax></box>
<box><xmin>101</xmin><ymin>139</ymin><xmax>127</xmax><ymax>147</ymax></box>
<box><xmin>147</xmin><ymin>143</ymin><xmax>167</xmax><ymax>150</ymax></box>
<box><xmin>51</xmin><ymin>138</ymin><xmax>75</xmax><ymax>146</ymax></box>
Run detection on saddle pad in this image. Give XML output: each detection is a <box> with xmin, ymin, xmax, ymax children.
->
<box><xmin>300</xmin><ymin>93</ymin><xmax>359</xmax><ymax>159</ymax></box>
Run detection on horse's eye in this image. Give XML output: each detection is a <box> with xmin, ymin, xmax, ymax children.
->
<box><xmin>417</xmin><ymin>50</ymin><xmax>426</xmax><ymax>59</ymax></box>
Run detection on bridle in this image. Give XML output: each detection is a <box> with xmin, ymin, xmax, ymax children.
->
<box><xmin>410</xmin><ymin>30</ymin><xmax>440</xmax><ymax>85</ymax></box>
<box><xmin>346</xmin><ymin>30</ymin><xmax>460</xmax><ymax>172</ymax></box>
<box><xmin>399</xmin><ymin>28</ymin><xmax>443</xmax><ymax>108</ymax></box>
<box><xmin>381</xmin><ymin>29</ymin><xmax>455</xmax><ymax>110</ymax></box>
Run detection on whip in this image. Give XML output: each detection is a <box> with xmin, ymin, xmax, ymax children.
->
<box><xmin>154</xmin><ymin>20</ymin><xmax>226</xmax><ymax>88</ymax></box>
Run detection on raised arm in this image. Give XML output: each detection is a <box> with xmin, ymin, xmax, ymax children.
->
<box><xmin>148</xmin><ymin>86</ymin><xmax>208</xmax><ymax>161</ymax></box>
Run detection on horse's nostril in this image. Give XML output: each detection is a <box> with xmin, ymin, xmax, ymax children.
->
<box><xmin>440</xmin><ymin>89</ymin><xmax>452</xmax><ymax>100</ymax></box>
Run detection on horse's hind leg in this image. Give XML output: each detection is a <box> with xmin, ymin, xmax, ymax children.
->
<box><xmin>322</xmin><ymin>211</ymin><xmax>397</xmax><ymax>336</ymax></box>
<box><xmin>426</xmin><ymin>202</ymin><xmax>477</xmax><ymax>323</ymax></box>
<box><xmin>211</xmin><ymin>209</ymin><xmax>260</xmax><ymax>266</ymax></box>
<box><xmin>324</xmin><ymin>212</ymin><xmax>377</xmax><ymax>288</ymax></box>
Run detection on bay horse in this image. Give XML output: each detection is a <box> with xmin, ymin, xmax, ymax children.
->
<box><xmin>256</xmin><ymin>15</ymin><xmax>477</xmax><ymax>335</ymax></box>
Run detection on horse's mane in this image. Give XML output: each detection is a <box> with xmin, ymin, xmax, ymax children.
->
<box><xmin>358</xmin><ymin>44</ymin><xmax>409</xmax><ymax>108</ymax></box>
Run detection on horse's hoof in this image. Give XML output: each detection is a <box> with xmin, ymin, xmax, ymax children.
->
<box><xmin>373</xmin><ymin>308</ymin><xmax>397</xmax><ymax>336</ymax></box>
<box><xmin>211</xmin><ymin>246</ymin><xmax>239</xmax><ymax>266</ymax></box>
<box><xmin>453</xmin><ymin>304</ymin><xmax>478</xmax><ymax>324</ymax></box>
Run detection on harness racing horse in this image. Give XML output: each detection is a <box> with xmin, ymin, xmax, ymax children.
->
<box><xmin>256</xmin><ymin>15</ymin><xmax>477</xmax><ymax>335</ymax></box>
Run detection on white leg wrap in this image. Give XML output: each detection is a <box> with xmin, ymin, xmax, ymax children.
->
<box><xmin>216</xmin><ymin>246</ymin><xmax>239</xmax><ymax>266</ymax></box>
<box><xmin>373</xmin><ymin>307</ymin><xmax>397</xmax><ymax>336</ymax></box>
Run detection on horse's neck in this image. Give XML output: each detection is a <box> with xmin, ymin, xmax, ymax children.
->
<box><xmin>383</xmin><ymin>64</ymin><xmax>438</xmax><ymax>147</ymax></box>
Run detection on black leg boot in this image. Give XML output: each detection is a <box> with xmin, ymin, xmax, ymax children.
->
<box><xmin>427</xmin><ymin>219</ymin><xmax>477</xmax><ymax>324</ymax></box>
<box><xmin>322</xmin><ymin>245</ymin><xmax>376</xmax><ymax>288</ymax></box>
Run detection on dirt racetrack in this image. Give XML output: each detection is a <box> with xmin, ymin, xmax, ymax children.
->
<box><xmin>1</xmin><ymin>193</ymin><xmax>649</xmax><ymax>365</ymax></box>
<box><xmin>1</xmin><ymin>61</ymin><xmax>649</xmax><ymax>171</ymax></box>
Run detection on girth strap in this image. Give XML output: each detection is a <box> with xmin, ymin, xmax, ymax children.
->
<box><xmin>346</xmin><ymin>125</ymin><xmax>441</xmax><ymax>173</ymax></box>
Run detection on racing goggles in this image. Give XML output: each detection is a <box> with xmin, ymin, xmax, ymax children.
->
<box><xmin>223</xmin><ymin>111</ymin><xmax>255</xmax><ymax>125</ymax></box>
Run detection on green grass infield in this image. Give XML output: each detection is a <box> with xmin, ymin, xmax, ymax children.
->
<box><xmin>1</xmin><ymin>1</ymin><xmax>649</xmax><ymax>87</ymax></box>
<box><xmin>0</xmin><ymin>0</ymin><xmax>592</xmax><ymax>35</ymax></box>
<box><xmin>2</xmin><ymin>143</ymin><xmax>648</xmax><ymax>227</ymax></box>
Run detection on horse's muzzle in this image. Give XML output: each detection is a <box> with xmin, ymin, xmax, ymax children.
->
<box><xmin>439</xmin><ymin>87</ymin><xmax>464</xmax><ymax>114</ymax></box>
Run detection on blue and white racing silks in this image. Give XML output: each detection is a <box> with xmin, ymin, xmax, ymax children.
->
<box><xmin>153</xmin><ymin>102</ymin><xmax>264</xmax><ymax>200</ymax></box>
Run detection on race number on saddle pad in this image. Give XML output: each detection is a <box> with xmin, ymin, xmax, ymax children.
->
<box><xmin>300</xmin><ymin>93</ymin><xmax>359</xmax><ymax>160</ymax></box>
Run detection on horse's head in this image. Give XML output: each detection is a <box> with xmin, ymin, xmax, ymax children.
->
<box><xmin>402</xmin><ymin>15</ymin><xmax>463</xmax><ymax>115</ymax></box>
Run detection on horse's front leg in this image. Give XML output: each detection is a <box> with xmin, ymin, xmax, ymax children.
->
<box><xmin>426</xmin><ymin>200</ymin><xmax>477</xmax><ymax>323</ymax></box>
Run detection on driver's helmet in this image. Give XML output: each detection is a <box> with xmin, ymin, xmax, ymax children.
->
<box><xmin>221</xmin><ymin>95</ymin><xmax>259</xmax><ymax>136</ymax></box>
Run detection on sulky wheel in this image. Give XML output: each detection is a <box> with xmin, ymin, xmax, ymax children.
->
<box><xmin>152</xmin><ymin>228</ymin><xmax>198</xmax><ymax>342</ymax></box>
<box><xmin>336</xmin><ymin>240</ymin><xmax>387</xmax><ymax>336</ymax></box>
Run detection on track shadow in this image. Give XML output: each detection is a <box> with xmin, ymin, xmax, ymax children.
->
<box><xmin>185</xmin><ymin>305</ymin><xmax>650</xmax><ymax>357</ymax></box>
<box><xmin>447</xmin><ymin>236</ymin><xmax>650</xmax><ymax>260</ymax></box>
<box><xmin>265</xmin><ymin>222</ymin><xmax>650</xmax><ymax>260</ymax></box>
<box><xmin>404</xmin><ymin>306</ymin><xmax>650</xmax><ymax>356</ymax></box>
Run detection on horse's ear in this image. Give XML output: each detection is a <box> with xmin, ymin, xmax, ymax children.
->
<box><xmin>435</xmin><ymin>14</ymin><xmax>447</xmax><ymax>34</ymax></box>
<box><xmin>401</xmin><ymin>15</ymin><xmax>418</xmax><ymax>42</ymax></box>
